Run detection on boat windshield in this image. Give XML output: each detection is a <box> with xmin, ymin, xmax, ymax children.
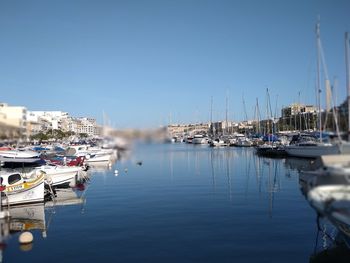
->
<box><xmin>289</xmin><ymin>134</ymin><xmax>318</xmax><ymax>145</ymax></box>
<box><xmin>8</xmin><ymin>173</ymin><xmax>21</xmax><ymax>185</ymax></box>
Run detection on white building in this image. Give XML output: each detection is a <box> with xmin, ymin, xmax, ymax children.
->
<box><xmin>68</xmin><ymin>117</ymin><xmax>99</xmax><ymax>137</ymax></box>
<box><xmin>0</xmin><ymin>103</ymin><xmax>27</xmax><ymax>138</ymax></box>
<box><xmin>27</xmin><ymin>111</ymin><xmax>69</xmax><ymax>131</ymax></box>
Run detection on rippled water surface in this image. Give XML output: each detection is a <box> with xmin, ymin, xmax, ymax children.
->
<box><xmin>4</xmin><ymin>143</ymin><xmax>331</xmax><ymax>262</ymax></box>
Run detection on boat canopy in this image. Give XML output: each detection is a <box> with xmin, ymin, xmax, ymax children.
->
<box><xmin>263</xmin><ymin>134</ymin><xmax>279</xmax><ymax>142</ymax></box>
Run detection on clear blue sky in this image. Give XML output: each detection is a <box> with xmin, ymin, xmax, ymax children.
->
<box><xmin>1</xmin><ymin>0</ymin><xmax>350</xmax><ymax>128</ymax></box>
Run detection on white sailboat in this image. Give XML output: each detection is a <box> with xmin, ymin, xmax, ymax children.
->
<box><xmin>285</xmin><ymin>21</ymin><xmax>349</xmax><ymax>158</ymax></box>
<box><xmin>285</xmin><ymin>140</ymin><xmax>340</xmax><ymax>158</ymax></box>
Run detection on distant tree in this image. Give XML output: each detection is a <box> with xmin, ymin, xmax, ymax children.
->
<box><xmin>65</xmin><ymin>131</ymin><xmax>75</xmax><ymax>137</ymax></box>
<box><xmin>31</xmin><ymin>132</ymin><xmax>49</xmax><ymax>141</ymax></box>
<box><xmin>79</xmin><ymin>133</ymin><xmax>88</xmax><ymax>138</ymax></box>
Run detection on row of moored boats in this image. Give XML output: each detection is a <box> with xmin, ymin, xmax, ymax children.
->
<box><xmin>0</xmin><ymin>142</ymin><xmax>119</xmax><ymax>207</ymax></box>
<box><xmin>173</xmin><ymin>132</ymin><xmax>350</xmax><ymax>159</ymax></box>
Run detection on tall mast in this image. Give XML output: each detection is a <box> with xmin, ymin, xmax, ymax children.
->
<box><xmin>298</xmin><ymin>91</ymin><xmax>302</xmax><ymax>132</ymax></box>
<box><xmin>210</xmin><ymin>96</ymin><xmax>213</xmax><ymax>136</ymax></box>
<box><xmin>266</xmin><ymin>88</ymin><xmax>270</xmax><ymax>134</ymax></box>
<box><xmin>265</xmin><ymin>88</ymin><xmax>274</xmax><ymax>134</ymax></box>
<box><xmin>345</xmin><ymin>32</ymin><xmax>350</xmax><ymax>141</ymax></box>
<box><xmin>225</xmin><ymin>91</ymin><xmax>229</xmax><ymax>135</ymax></box>
<box><xmin>210</xmin><ymin>96</ymin><xmax>213</xmax><ymax>123</ymax></box>
<box><xmin>274</xmin><ymin>94</ymin><xmax>278</xmax><ymax>133</ymax></box>
<box><xmin>255</xmin><ymin>98</ymin><xmax>261</xmax><ymax>134</ymax></box>
<box><xmin>242</xmin><ymin>95</ymin><xmax>248</xmax><ymax>135</ymax></box>
<box><xmin>316</xmin><ymin>20</ymin><xmax>322</xmax><ymax>142</ymax></box>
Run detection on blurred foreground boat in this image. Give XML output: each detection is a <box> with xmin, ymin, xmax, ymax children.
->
<box><xmin>300</xmin><ymin>154</ymin><xmax>350</xmax><ymax>188</ymax></box>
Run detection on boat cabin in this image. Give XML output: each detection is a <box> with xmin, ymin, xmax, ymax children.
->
<box><xmin>0</xmin><ymin>172</ymin><xmax>27</xmax><ymax>193</ymax></box>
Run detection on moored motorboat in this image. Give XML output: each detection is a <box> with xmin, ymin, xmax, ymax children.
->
<box><xmin>192</xmin><ymin>135</ymin><xmax>209</xmax><ymax>144</ymax></box>
<box><xmin>209</xmin><ymin>138</ymin><xmax>228</xmax><ymax>147</ymax></box>
<box><xmin>234</xmin><ymin>137</ymin><xmax>253</xmax><ymax>147</ymax></box>
<box><xmin>85</xmin><ymin>152</ymin><xmax>112</xmax><ymax>163</ymax></box>
<box><xmin>34</xmin><ymin>165</ymin><xmax>82</xmax><ymax>188</ymax></box>
<box><xmin>0</xmin><ymin>171</ymin><xmax>46</xmax><ymax>206</ymax></box>
<box><xmin>0</xmin><ymin>150</ymin><xmax>41</xmax><ymax>164</ymax></box>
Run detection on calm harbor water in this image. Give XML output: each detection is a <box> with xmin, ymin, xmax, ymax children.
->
<box><xmin>4</xmin><ymin>143</ymin><xmax>345</xmax><ymax>262</ymax></box>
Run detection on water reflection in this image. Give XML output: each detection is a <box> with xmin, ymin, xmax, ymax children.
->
<box><xmin>87</xmin><ymin>161</ymin><xmax>113</xmax><ymax>173</ymax></box>
<box><xmin>9</xmin><ymin>204</ymin><xmax>46</xmax><ymax>236</ymax></box>
<box><xmin>0</xmin><ymin>203</ymin><xmax>46</xmax><ymax>261</ymax></box>
<box><xmin>46</xmin><ymin>187</ymin><xmax>86</xmax><ymax>209</ymax></box>
<box><xmin>0</xmin><ymin>183</ymin><xmax>87</xmax><ymax>261</ymax></box>
<box><xmin>254</xmin><ymin>155</ymin><xmax>284</xmax><ymax>217</ymax></box>
<box><xmin>140</xmin><ymin>144</ymin><xmax>350</xmax><ymax>261</ymax></box>
<box><xmin>7</xmin><ymin>143</ymin><xmax>343</xmax><ymax>262</ymax></box>
<box><xmin>284</xmin><ymin>157</ymin><xmax>316</xmax><ymax>172</ymax></box>
<box><xmin>309</xmin><ymin>216</ymin><xmax>350</xmax><ymax>263</ymax></box>
<box><xmin>209</xmin><ymin>148</ymin><xmax>234</xmax><ymax>199</ymax></box>
<box><xmin>165</xmin><ymin>145</ymin><xmax>294</xmax><ymax>217</ymax></box>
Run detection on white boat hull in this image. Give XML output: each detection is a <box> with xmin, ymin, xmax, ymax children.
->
<box><xmin>86</xmin><ymin>154</ymin><xmax>112</xmax><ymax>163</ymax></box>
<box><xmin>1</xmin><ymin>181</ymin><xmax>45</xmax><ymax>206</ymax></box>
<box><xmin>39</xmin><ymin>166</ymin><xmax>80</xmax><ymax>187</ymax></box>
<box><xmin>285</xmin><ymin>144</ymin><xmax>340</xmax><ymax>158</ymax></box>
<box><xmin>192</xmin><ymin>137</ymin><xmax>208</xmax><ymax>144</ymax></box>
